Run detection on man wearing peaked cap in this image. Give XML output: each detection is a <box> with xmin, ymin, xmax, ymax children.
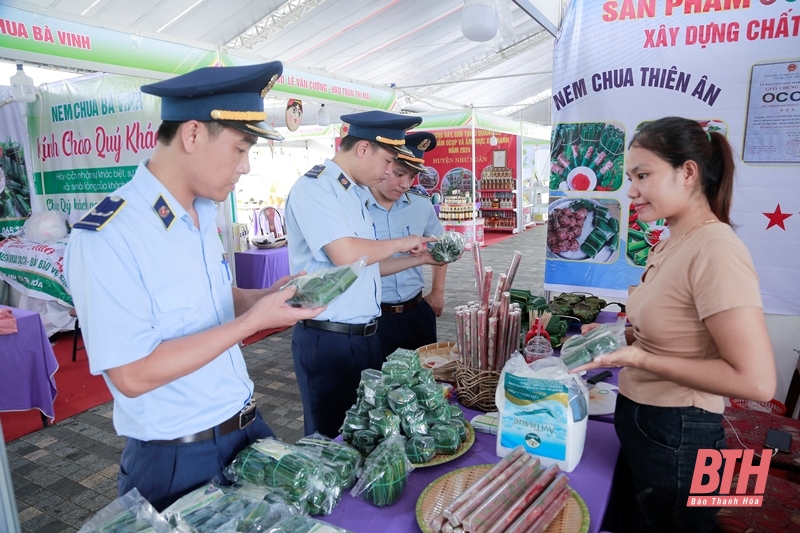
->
<box><xmin>286</xmin><ymin>111</ymin><xmax>443</xmax><ymax>437</ymax></box>
<box><xmin>368</xmin><ymin>131</ymin><xmax>456</xmax><ymax>358</ymax></box>
<box><xmin>65</xmin><ymin>62</ymin><xmax>324</xmax><ymax>511</ymax></box>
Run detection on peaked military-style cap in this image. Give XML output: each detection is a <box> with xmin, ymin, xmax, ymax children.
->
<box><xmin>340</xmin><ymin>110</ymin><xmax>421</xmax><ymax>157</ymax></box>
<box><xmin>140</xmin><ymin>61</ymin><xmax>284</xmax><ymax>141</ymax></box>
<box><xmin>397</xmin><ymin>131</ymin><xmax>437</xmax><ymax>172</ymax></box>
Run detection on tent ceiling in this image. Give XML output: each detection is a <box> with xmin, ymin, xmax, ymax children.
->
<box><xmin>10</xmin><ymin>0</ymin><xmax>560</xmax><ymax>126</ymax></box>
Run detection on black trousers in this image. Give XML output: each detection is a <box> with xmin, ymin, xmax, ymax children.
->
<box><xmin>291</xmin><ymin>321</ymin><xmax>383</xmax><ymax>438</ymax></box>
<box><xmin>376</xmin><ymin>297</ymin><xmax>438</xmax><ymax>358</ymax></box>
<box><xmin>118</xmin><ymin>410</ymin><xmax>274</xmax><ymax>512</ymax></box>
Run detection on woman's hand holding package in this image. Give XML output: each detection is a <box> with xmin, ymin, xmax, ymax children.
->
<box><xmin>568</xmin><ymin>345</ymin><xmax>646</xmax><ymax>373</ymax></box>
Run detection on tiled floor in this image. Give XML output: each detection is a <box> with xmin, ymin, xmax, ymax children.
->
<box><xmin>4</xmin><ymin>226</ymin><xmax>546</xmax><ymax>532</ymax></box>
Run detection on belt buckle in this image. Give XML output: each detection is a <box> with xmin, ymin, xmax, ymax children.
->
<box><xmin>239</xmin><ymin>401</ymin><xmax>257</xmax><ymax>430</ymax></box>
<box><xmin>390</xmin><ymin>304</ymin><xmax>404</xmax><ymax>314</ymax></box>
<box><xmin>364</xmin><ymin>320</ymin><xmax>378</xmax><ymax>337</ymax></box>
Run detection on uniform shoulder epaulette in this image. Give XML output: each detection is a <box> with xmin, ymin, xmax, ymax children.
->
<box><xmin>304</xmin><ymin>164</ymin><xmax>325</xmax><ymax>178</ymax></box>
<box><xmin>72</xmin><ymin>196</ymin><xmax>126</xmax><ymax>231</ymax></box>
<box><xmin>407</xmin><ymin>186</ymin><xmax>430</xmax><ymax>198</ymax></box>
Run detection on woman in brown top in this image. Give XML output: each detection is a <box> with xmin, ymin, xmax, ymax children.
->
<box><xmin>573</xmin><ymin>117</ymin><xmax>776</xmax><ymax>532</ymax></box>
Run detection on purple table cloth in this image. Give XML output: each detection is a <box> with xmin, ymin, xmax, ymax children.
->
<box><xmin>323</xmin><ymin>406</ymin><xmax>621</xmax><ymax>533</ymax></box>
<box><xmin>0</xmin><ymin>305</ymin><xmax>59</xmax><ymax>420</ymax></box>
<box><xmin>234</xmin><ymin>246</ymin><xmax>290</xmax><ymax>290</ymax></box>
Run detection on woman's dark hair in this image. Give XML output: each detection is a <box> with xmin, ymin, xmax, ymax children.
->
<box><xmin>629</xmin><ymin>117</ymin><xmax>734</xmax><ymax>224</ymax></box>
<box><xmin>156</xmin><ymin>120</ymin><xmax>225</xmax><ymax>145</ymax></box>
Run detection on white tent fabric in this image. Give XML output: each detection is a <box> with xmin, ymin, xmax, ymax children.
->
<box><xmin>5</xmin><ymin>0</ymin><xmax>562</xmax><ymax>125</ymax></box>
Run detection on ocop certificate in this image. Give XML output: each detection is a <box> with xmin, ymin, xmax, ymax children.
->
<box><xmin>743</xmin><ymin>60</ymin><xmax>800</xmax><ymax>164</ymax></box>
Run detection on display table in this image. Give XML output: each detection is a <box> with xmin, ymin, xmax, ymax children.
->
<box><xmin>0</xmin><ymin>305</ymin><xmax>58</xmax><ymax>421</ymax></box>
<box><xmin>234</xmin><ymin>246</ymin><xmax>290</xmax><ymax>290</ymax></box>
<box><xmin>324</xmin><ymin>406</ymin><xmax>621</xmax><ymax>533</ymax></box>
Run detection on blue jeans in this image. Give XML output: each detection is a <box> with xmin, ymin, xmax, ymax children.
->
<box><xmin>614</xmin><ymin>394</ymin><xmax>725</xmax><ymax>533</ymax></box>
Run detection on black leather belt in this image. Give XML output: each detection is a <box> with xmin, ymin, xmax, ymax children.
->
<box><xmin>302</xmin><ymin>318</ymin><xmax>378</xmax><ymax>336</ymax></box>
<box><xmin>151</xmin><ymin>401</ymin><xmax>257</xmax><ymax>445</ymax></box>
<box><xmin>381</xmin><ymin>293</ymin><xmax>423</xmax><ymax>314</ymax></box>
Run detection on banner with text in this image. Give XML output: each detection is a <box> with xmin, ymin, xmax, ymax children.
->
<box><xmin>0</xmin><ymin>86</ymin><xmax>35</xmax><ymax>237</ymax></box>
<box><xmin>545</xmin><ymin>0</ymin><xmax>799</xmax><ymax>314</ymax></box>
<box><xmin>0</xmin><ymin>236</ymin><xmax>71</xmax><ymax>305</ymax></box>
<box><xmin>28</xmin><ymin>73</ymin><xmax>160</xmax><ymax>224</ymax></box>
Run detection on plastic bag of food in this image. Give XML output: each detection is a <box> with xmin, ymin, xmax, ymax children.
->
<box><xmin>282</xmin><ymin>257</ymin><xmax>365</xmax><ymax>308</ymax></box>
<box><xmin>350</xmin><ymin>435</ymin><xmax>413</xmax><ymax>507</ymax></box>
<box><xmin>340</xmin><ymin>408</ymin><xmax>369</xmax><ymax>437</ymax></box>
<box><xmin>381</xmin><ymin>359</ymin><xmax>415</xmax><ymax>387</ymax></box>
<box><xmin>359</xmin><ymin>369</ymin><xmax>384</xmax><ymax>406</ymax></box>
<box><xmin>387</xmin><ymin>348</ymin><xmax>422</xmax><ymax>373</ymax></box>
<box><xmin>405</xmin><ymin>435</ymin><xmax>436</xmax><ymax>464</ymax></box>
<box><xmin>448</xmin><ymin>405</ymin><xmax>465</xmax><ymax>422</ymax></box>
<box><xmin>411</xmin><ymin>383</ymin><xmax>446</xmax><ymax>411</ymax></box>
<box><xmin>428</xmin><ymin>425</ymin><xmax>460</xmax><ymax>455</ymax></box>
<box><xmin>368</xmin><ymin>408</ymin><xmax>401</xmax><ymax>438</ymax></box>
<box><xmin>429</xmin><ymin>231</ymin><xmax>465</xmax><ymax>263</ymax></box>
<box><xmin>446</xmin><ymin>419</ymin><xmax>468</xmax><ymax>443</ymax></box>
<box><xmin>387</xmin><ymin>386</ymin><xmax>419</xmax><ymax>416</ymax></box>
<box><xmin>415</xmin><ymin>367</ymin><xmax>435</xmax><ymax>384</ymax></box>
<box><xmin>560</xmin><ymin>318</ymin><xmax>626</xmax><ymax>370</ymax></box>
<box><xmin>223</xmin><ymin>439</ymin><xmax>321</xmax><ymax>504</ymax></box>
<box><xmin>78</xmin><ymin>488</ymin><xmax>169</xmax><ymax>533</ymax></box>
<box><xmin>163</xmin><ymin>482</ymin><xmax>298</xmax><ymax>532</ymax></box>
<box><xmin>400</xmin><ymin>409</ymin><xmax>428</xmax><ymax>437</ymax></box>
<box><xmin>295</xmin><ymin>434</ymin><xmax>362</xmax><ymax>490</ymax></box>
<box><xmin>423</xmin><ymin>404</ymin><xmax>451</xmax><ymax>426</ymax></box>
<box><xmin>267</xmin><ymin>515</ymin><xmax>355</xmax><ymax>533</ymax></box>
<box><xmin>303</xmin><ymin>465</ymin><xmax>342</xmax><ymax>516</ymax></box>
<box><xmin>351</xmin><ymin>429</ymin><xmax>381</xmax><ymax>457</ymax></box>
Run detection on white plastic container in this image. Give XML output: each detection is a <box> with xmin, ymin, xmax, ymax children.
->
<box><xmin>495</xmin><ymin>355</ymin><xmax>588</xmax><ymax>472</ymax></box>
<box><xmin>9</xmin><ymin>64</ymin><xmax>36</xmax><ymax>103</ymax></box>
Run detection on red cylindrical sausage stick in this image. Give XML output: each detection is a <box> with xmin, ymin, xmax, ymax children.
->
<box><xmin>472</xmin><ymin>245</ymin><xmax>483</xmax><ymax>298</ymax></box>
<box><xmin>430</xmin><ymin>513</ymin><xmax>447</xmax><ymax>532</ymax></box>
<box><xmin>442</xmin><ymin>447</ymin><xmax>528</xmax><ymax>523</ymax></box>
<box><xmin>522</xmin><ymin>487</ymin><xmax>569</xmax><ymax>533</ymax></box>
<box><xmin>481</xmin><ymin>267</ymin><xmax>493</xmax><ymax>309</ymax></box>
<box><xmin>449</xmin><ymin>455</ymin><xmax>532</xmax><ymax>526</ymax></box>
<box><xmin>504</xmin><ymin>474</ymin><xmax>569</xmax><ymax>533</ymax></box>
<box><xmin>505</xmin><ymin>251</ymin><xmax>522</xmax><ymax>289</ymax></box>
<box><xmin>493</xmin><ymin>273</ymin><xmax>508</xmax><ymax>305</ymax></box>
<box><xmin>470</xmin><ymin>307</ymin><xmax>480</xmax><ymax>367</ymax></box>
<box><xmin>486</xmin><ymin>317</ymin><xmax>497</xmax><ymax>371</ymax></box>
<box><xmin>461</xmin><ymin>457</ymin><xmax>542</xmax><ymax>532</ymax></box>
<box><xmin>477</xmin><ymin>309</ymin><xmax>488</xmax><ymax>370</ymax></box>
<box><xmin>484</xmin><ymin>464</ymin><xmax>561</xmax><ymax>533</ymax></box>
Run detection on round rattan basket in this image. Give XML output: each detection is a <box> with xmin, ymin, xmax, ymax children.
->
<box><xmin>417</xmin><ymin>342</ymin><xmax>458</xmax><ymax>383</ymax></box>
<box><xmin>455</xmin><ymin>361</ymin><xmax>500</xmax><ymax>412</ymax></box>
<box><xmin>416</xmin><ymin>464</ymin><xmax>590</xmax><ymax>533</ymax></box>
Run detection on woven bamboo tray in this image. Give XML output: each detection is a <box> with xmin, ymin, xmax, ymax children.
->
<box><xmin>417</xmin><ymin>342</ymin><xmax>458</xmax><ymax>383</ymax></box>
<box><xmin>416</xmin><ymin>464</ymin><xmax>589</xmax><ymax>533</ymax></box>
<box><xmin>455</xmin><ymin>362</ymin><xmax>500</xmax><ymax>412</ymax></box>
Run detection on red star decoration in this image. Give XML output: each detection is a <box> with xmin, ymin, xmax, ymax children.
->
<box><xmin>763</xmin><ymin>204</ymin><xmax>793</xmax><ymax>230</ymax></box>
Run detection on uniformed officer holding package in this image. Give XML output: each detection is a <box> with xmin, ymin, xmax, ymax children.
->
<box><xmin>286</xmin><ymin>111</ymin><xmax>443</xmax><ymax>437</ymax></box>
<box><xmin>65</xmin><ymin>62</ymin><xmax>323</xmax><ymax>511</ymax></box>
<box><xmin>368</xmin><ymin>131</ymin><xmax>451</xmax><ymax>357</ymax></box>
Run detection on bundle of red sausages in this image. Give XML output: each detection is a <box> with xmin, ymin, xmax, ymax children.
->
<box><xmin>455</xmin><ymin>250</ymin><xmax>523</xmax><ymax>371</ymax></box>
<box><xmin>428</xmin><ymin>446</ymin><xmax>570</xmax><ymax>533</ymax></box>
